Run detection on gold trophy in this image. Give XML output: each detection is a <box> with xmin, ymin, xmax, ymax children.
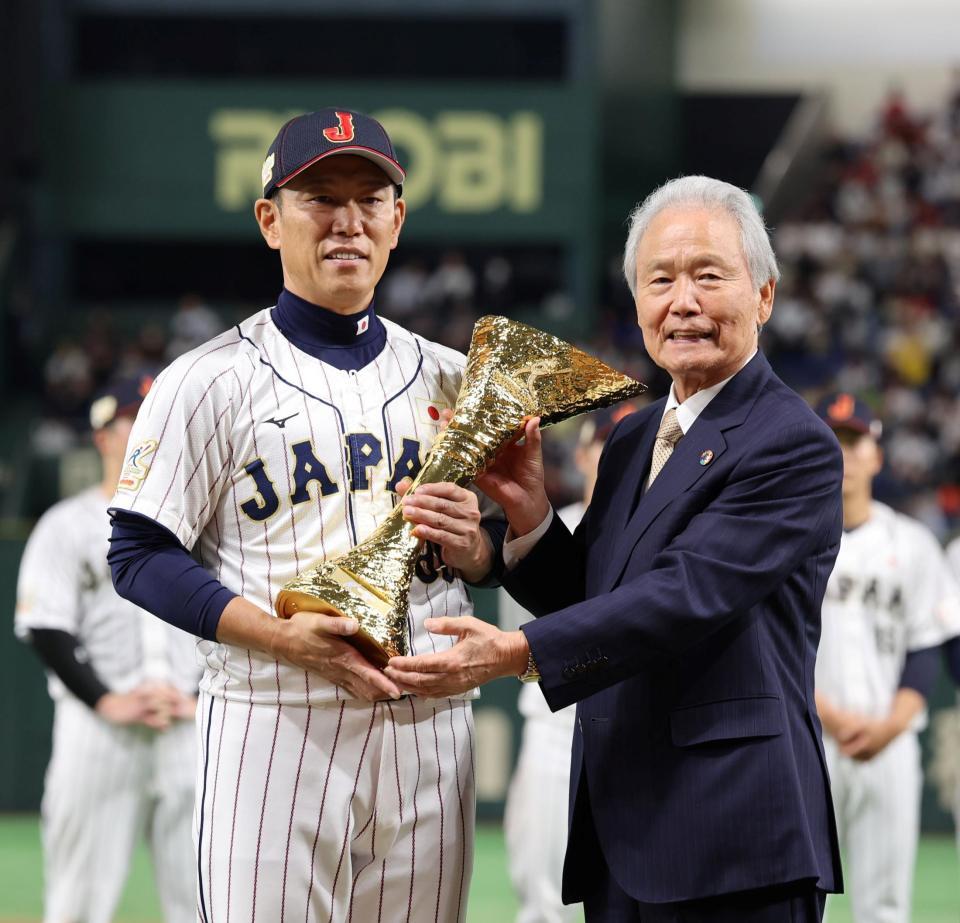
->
<box><xmin>275</xmin><ymin>315</ymin><xmax>645</xmax><ymax>667</ymax></box>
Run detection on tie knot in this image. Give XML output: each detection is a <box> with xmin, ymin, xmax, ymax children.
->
<box><xmin>656</xmin><ymin>408</ymin><xmax>683</xmax><ymax>446</ymax></box>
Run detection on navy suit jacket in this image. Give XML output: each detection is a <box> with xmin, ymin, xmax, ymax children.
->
<box><xmin>504</xmin><ymin>353</ymin><xmax>844</xmax><ymax>905</ymax></box>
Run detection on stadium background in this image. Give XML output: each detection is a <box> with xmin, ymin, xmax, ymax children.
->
<box><xmin>1</xmin><ymin>0</ymin><xmax>959</xmax><ymax>919</ymax></box>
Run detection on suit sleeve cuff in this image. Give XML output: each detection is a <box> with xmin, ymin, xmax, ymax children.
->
<box><xmin>503</xmin><ymin>508</ymin><xmax>554</xmax><ymax>571</ymax></box>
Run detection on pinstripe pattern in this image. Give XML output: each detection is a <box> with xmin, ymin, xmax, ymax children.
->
<box><xmin>431</xmin><ymin>708</ymin><xmax>445</xmax><ymax>922</ymax></box>
<box><xmin>112</xmin><ymin>306</ymin><xmax>487</xmax><ymax>922</ymax></box>
<box><xmin>329</xmin><ymin>708</ymin><xmax>378</xmax><ymax>920</ymax></box>
<box><xmin>17</xmin><ymin>489</ymin><xmax>200</xmax><ymax>923</ymax></box>
<box><xmin>127</xmin><ymin>339</ymin><xmax>238</xmax><ymax>513</ymax></box>
<box><xmin>111</xmin><ymin>308</ymin><xmax>492</xmax><ymax>707</ymax></box>
<box><xmin>198</xmin><ymin>695</ymin><xmax>473</xmax><ymax>922</ymax></box>
<box><xmin>16</xmin><ymin>488</ymin><xmax>199</xmax><ymax>697</ymax></box>
<box><xmin>197</xmin><ymin>695</ymin><xmax>216</xmax><ymax>923</ymax></box>
<box><xmin>251</xmin><ymin>663</ymin><xmax>284</xmax><ymax>922</ymax></box>
<box><xmin>41</xmin><ymin>697</ymin><xmax>198</xmax><ymax>923</ymax></box>
<box><xmin>287</xmin><ymin>342</ymin><xmax>330</xmax><ymax>564</ymax></box>
<box><xmin>228</xmin><ymin>652</ymin><xmax>257</xmax><ymax>922</ymax></box>
<box><xmin>281</xmin><ymin>674</ymin><xmax>312</xmax><ymax>922</ymax></box>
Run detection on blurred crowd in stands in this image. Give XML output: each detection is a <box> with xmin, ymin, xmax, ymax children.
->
<box><xmin>33</xmin><ymin>293</ymin><xmax>224</xmax><ymax>455</ymax></box>
<box><xmin>767</xmin><ymin>77</ymin><xmax>960</xmax><ymax>538</ymax></box>
<box><xmin>19</xmin><ymin>78</ymin><xmax>960</xmax><ymax>539</ymax></box>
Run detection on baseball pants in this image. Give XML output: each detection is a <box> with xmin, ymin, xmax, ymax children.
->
<box><xmin>823</xmin><ymin>732</ymin><xmax>921</xmax><ymax>923</ymax></box>
<box><xmin>504</xmin><ymin>712</ymin><xmax>578</xmax><ymax>923</ymax></box>
<box><xmin>194</xmin><ymin>693</ymin><xmax>475</xmax><ymax>923</ymax></box>
<box><xmin>41</xmin><ymin>696</ymin><xmax>196</xmax><ymax>923</ymax></box>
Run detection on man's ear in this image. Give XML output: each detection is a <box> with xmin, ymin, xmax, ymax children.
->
<box><xmin>872</xmin><ymin>445</ymin><xmax>884</xmax><ymax>478</ymax></box>
<box><xmin>254</xmin><ymin>197</ymin><xmax>282</xmax><ymax>251</ymax></box>
<box><xmin>758</xmin><ymin>277</ymin><xmax>776</xmax><ymax>327</ymax></box>
<box><xmin>389</xmin><ymin>196</ymin><xmax>407</xmax><ymax>251</ymax></box>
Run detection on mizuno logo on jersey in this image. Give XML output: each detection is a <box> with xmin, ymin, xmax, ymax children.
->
<box><xmin>117</xmin><ymin>439</ymin><xmax>158</xmax><ymax>493</ymax></box>
<box><xmin>264</xmin><ymin>413</ymin><xmax>300</xmax><ymax>429</ymax></box>
<box><xmin>238</xmin><ymin>436</ymin><xmax>425</xmax><ymax>522</ymax></box>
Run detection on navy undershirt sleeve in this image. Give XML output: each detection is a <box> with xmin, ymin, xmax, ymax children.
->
<box><xmin>108</xmin><ymin>509</ymin><xmax>236</xmax><ymax>641</ymax></box>
<box><xmin>898</xmin><ymin>645</ymin><xmax>940</xmax><ymax>699</ymax></box>
<box><xmin>943</xmin><ymin>636</ymin><xmax>960</xmax><ymax>687</ymax></box>
<box><xmin>27</xmin><ymin>628</ymin><xmax>110</xmax><ymax>708</ymax></box>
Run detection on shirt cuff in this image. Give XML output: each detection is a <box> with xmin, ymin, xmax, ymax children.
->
<box><xmin>503</xmin><ymin>508</ymin><xmax>554</xmax><ymax>571</ymax></box>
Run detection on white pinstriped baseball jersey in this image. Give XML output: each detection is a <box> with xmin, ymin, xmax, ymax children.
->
<box><xmin>815</xmin><ymin>501</ymin><xmax>960</xmax><ymax>724</ymax></box>
<box><xmin>16</xmin><ymin>486</ymin><xmax>200</xmax><ymax>699</ymax></box>
<box><xmin>16</xmin><ymin>486</ymin><xmax>200</xmax><ymax>923</ymax></box>
<box><xmin>110</xmin><ymin>307</ymin><xmax>492</xmax><ymax>706</ymax></box>
<box><xmin>816</xmin><ymin>503</ymin><xmax>960</xmax><ymax>923</ymax></box>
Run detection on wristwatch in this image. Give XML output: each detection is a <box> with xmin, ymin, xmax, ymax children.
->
<box><xmin>518</xmin><ymin>650</ymin><xmax>541</xmax><ymax>683</ymax></box>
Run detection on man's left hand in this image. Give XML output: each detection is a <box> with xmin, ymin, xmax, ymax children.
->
<box><xmin>384</xmin><ymin>616</ymin><xmax>529</xmax><ymax>697</ymax></box>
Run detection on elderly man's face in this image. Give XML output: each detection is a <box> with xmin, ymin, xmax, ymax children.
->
<box><xmin>633</xmin><ymin>206</ymin><xmax>774</xmax><ymax>402</ymax></box>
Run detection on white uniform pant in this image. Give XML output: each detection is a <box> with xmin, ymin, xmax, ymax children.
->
<box><xmin>194</xmin><ymin>694</ymin><xmax>475</xmax><ymax>923</ymax></box>
<box><xmin>823</xmin><ymin>732</ymin><xmax>921</xmax><ymax>923</ymax></box>
<box><xmin>503</xmin><ymin>711</ymin><xmax>579</xmax><ymax>923</ymax></box>
<box><xmin>41</xmin><ymin>696</ymin><xmax>196</xmax><ymax>923</ymax></box>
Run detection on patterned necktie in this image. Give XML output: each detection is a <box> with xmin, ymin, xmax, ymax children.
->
<box><xmin>648</xmin><ymin>407</ymin><xmax>684</xmax><ymax>486</ymax></box>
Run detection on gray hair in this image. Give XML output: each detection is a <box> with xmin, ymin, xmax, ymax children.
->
<box><xmin>622</xmin><ymin>175</ymin><xmax>780</xmax><ymax>299</ymax></box>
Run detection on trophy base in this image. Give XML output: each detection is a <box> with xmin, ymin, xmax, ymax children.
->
<box><xmin>275</xmin><ymin>565</ymin><xmax>402</xmax><ymax>670</ymax></box>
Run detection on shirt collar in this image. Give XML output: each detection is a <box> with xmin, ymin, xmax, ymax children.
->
<box><xmin>273</xmin><ymin>288</ymin><xmax>380</xmax><ymax>348</ymax></box>
<box><xmin>664</xmin><ymin>349</ymin><xmax>758</xmax><ymax>434</ymax></box>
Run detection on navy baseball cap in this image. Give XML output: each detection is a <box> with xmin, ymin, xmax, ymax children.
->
<box><xmin>89</xmin><ymin>371</ymin><xmax>155</xmax><ymax>430</ymax></box>
<box><xmin>261</xmin><ymin>108</ymin><xmax>405</xmax><ymax>200</ymax></box>
<box><xmin>815</xmin><ymin>392</ymin><xmax>883</xmax><ymax>439</ymax></box>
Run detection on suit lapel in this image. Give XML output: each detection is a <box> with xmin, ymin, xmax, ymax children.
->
<box><xmin>599</xmin><ymin>353</ymin><xmax>772</xmax><ymax>591</ymax></box>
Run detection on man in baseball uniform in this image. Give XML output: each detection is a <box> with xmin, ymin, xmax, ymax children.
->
<box><xmin>16</xmin><ymin>373</ymin><xmax>200</xmax><ymax>923</ymax></box>
<box><xmin>943</xmin><ymin>538</ymin><xmax>960</xmax><ymax>856</ymax></box>
<box><xmin>108</xmin><ymin>108</ymin><xmax>504</xmax><ymax>923</ymax></box>
<box><xmin>813</xmin><ymin>392</ymin><xmax>960</xmax><ymax>923</ymax></box>
<box><xmin>499</xmin><ymin>406</ymin><xmax>636</xmax><ymax>923</ymax></box>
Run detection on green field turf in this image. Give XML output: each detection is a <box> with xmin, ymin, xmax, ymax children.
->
<box><xmin>0</xmin><ymin>815</ymin><xmax>956</xmax><ymax>921</ymax></box>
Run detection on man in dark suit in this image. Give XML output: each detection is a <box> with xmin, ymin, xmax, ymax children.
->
<box><xmin>387</xmin><ymin>175</ymin><xmax>845</xmax><ymax>921</ymax></box>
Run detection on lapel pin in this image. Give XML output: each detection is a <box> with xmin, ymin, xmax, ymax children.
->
<box><xmin>699</xmin><ymin>449</ymin><xmax>714</xmax><ymax>466</ymax></box>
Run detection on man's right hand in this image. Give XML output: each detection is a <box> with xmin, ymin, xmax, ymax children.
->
<box><xmin>217</xmin><ymin>596</ymin><xmax>402</xmax><ymax>702</ymax></box>
<box><xmin>270</xmin><ymin>611</ymin><xmax>403</xmax><ymax>701</ymax></box>
<box><xmin>475</xmin><ymin>416</ymin><xmax>551</xmax><ymax>536</ymax></box>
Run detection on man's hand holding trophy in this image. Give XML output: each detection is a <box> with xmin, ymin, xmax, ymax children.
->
<box><xmin>274</xmin><ymin>315</ymin><xmax>645</xmax><ymax>683</ymax></box>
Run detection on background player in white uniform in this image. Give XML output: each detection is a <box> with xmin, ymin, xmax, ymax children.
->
<box><xmin>813</xmin><ymin>392</ymin><xmax>960</xmax><ymax>923</ymax></box>
<box><xmin>943</xmin><ymin>538</ymin><xmax>960</xmax><ymax>857</ymax></box>
<box><xmin>15</xmin><ymin>373</ymin><xmax>200</xmax><ymax>923</ymax></box>
<box><xmin>108</xmin><ymin>108</ymin><xmax>504</xmax><ymax>923</ymax></box>
<box><xmin>498</xmin><ymin>405</ymin><xmax>636</xmax><ymax>923</ymax></box>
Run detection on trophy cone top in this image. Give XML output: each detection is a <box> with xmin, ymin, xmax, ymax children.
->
<box><xmin>466</xmin><ymin>315</ymin><xmax>647</xmax><ymax>425</ymax></box>
<box><xmin>275</xmin><ymin>314</ymin><xmax>647</xmax><ymax>669</ymax></box>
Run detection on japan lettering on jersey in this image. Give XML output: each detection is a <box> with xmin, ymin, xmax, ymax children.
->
<box><xmin>110</xmin><ymin>309</ymin><xmax>497</xmax><ymax>706</ymax></box>
<box><xmin>816</xmin><ymin>501</ymin><xmax>960</xmax><ymax>722</ymax></box>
